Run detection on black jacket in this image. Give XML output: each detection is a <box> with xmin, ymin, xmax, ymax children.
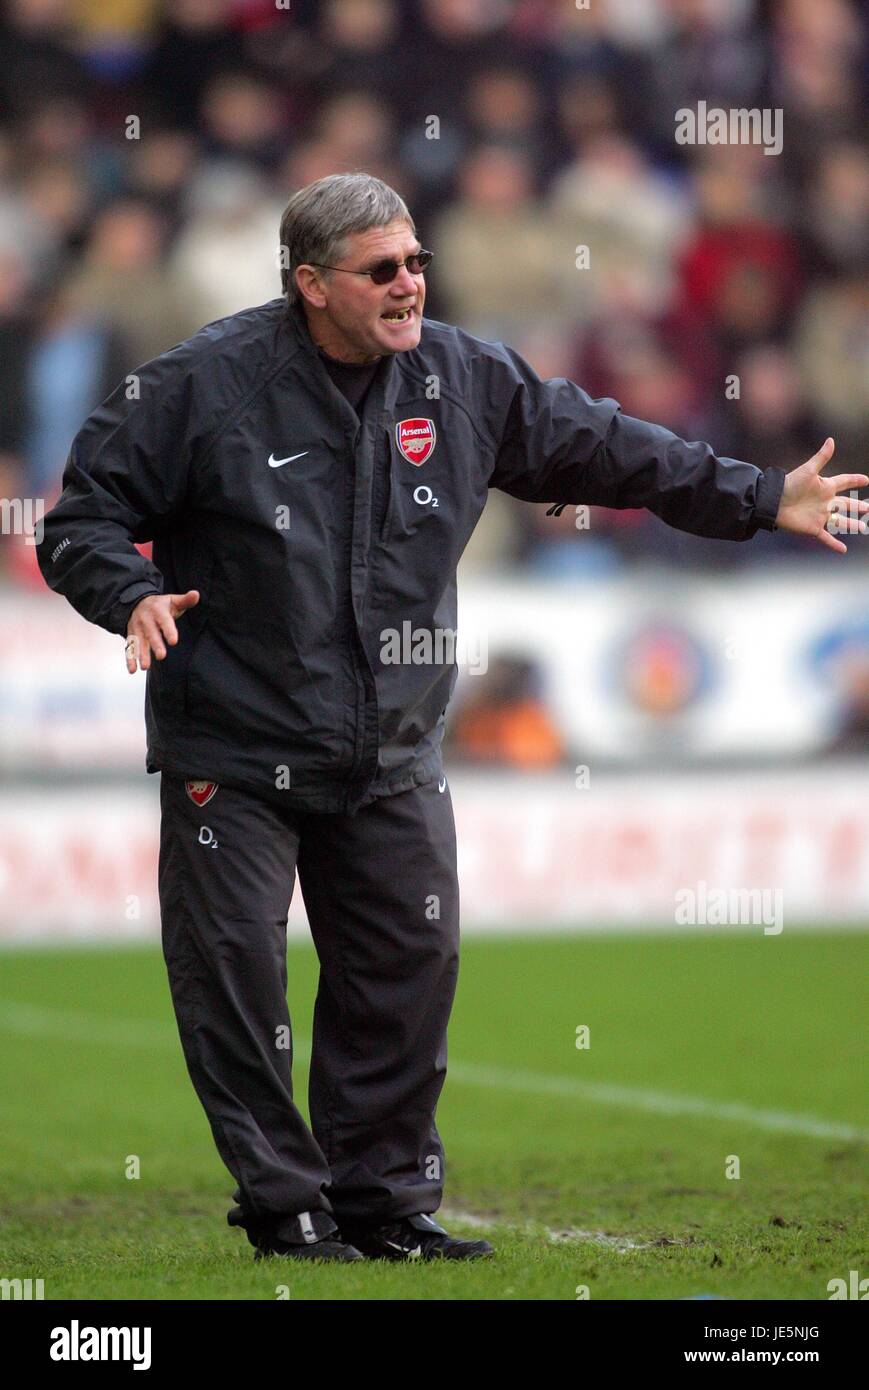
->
<box><xmin>36</xmin><ymin>298</ymin><xmax>785</xmax><ymax>812</ymax></box>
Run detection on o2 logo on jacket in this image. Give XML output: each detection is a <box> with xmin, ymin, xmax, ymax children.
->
<box><xmin>396</xmin><ymin>418</ymin><xmax>436</xmax><ymax>465</ymax></box>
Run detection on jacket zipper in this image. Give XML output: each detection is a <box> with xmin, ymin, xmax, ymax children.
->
<box><xmin>344</xmin><ymin>425</ymin><xmax>372</xmax><ymax>798</ymax></box>
<box><xmin>377</xmin><ymin>427</ymin><xmax>396</xmax><ymax>542</ymax></box>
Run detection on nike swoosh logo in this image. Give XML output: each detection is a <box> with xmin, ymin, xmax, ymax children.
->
<box><xmin>268</xmin><ymin>451</ymin><xmax>308</xmax><ymax>467</ymax></box>
<box><xmin>438</xmin><ymin>777</ymin><xmax>447</xmax><ymax>793</ymax></box>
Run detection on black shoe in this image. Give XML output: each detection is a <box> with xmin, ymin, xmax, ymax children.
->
<box><xmin>253</xmin><ymin>1236</ymin><xmax>363</xmax><ymax>1263</ymax></box>
<box><xmin>228</xmin><ymin>1203</ymin><xmax>362</xmax><ymax>1262</ymax></box>
<box><xmin>340</xmin><ymin>1212</ymin><xmax>494</xmax><ymax>1261</ymax></box>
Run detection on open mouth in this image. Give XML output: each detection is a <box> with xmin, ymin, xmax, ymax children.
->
<box><xmin>380</xmin><ymin>307</ymin><xmax>414</xmax><ymax>324</ymax></box>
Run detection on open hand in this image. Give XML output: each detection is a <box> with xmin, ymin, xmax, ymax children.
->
<box><xmin>125</xmin><ymin>590</ymin><xmax>200</xmax><ymax>672</ymax></box>
<box><xmin>776</xmin><ymin>439</ymin><xmax>869</xmax><ymax>554</ymax></box>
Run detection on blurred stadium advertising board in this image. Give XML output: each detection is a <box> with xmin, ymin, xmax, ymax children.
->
<box><xmin>2</xmin><ymin>769</ymin><xmax>868</xmax><ymax>942</ymax></box>
<box><xmin>454</xmin><ymin>574</ymin><xmax>869</xmax><ymax>764</ymax></box>
<box><xmin>3</xmin><ymin>574</ymin><xmax>869</xmax><ymax>771</ymax></box>
<box><xmin>3</xmin><ymin>579</ymin><xmax>869</xmax><ymax>941</ymax></box>
<box><xmin>0</xmin><ymin>593</ymin><xmax>144</xmax><ymax>769</ymax></box>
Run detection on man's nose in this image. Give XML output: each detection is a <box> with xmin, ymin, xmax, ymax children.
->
<box><xmin>391</xmin><ymin>264</ymin><xmax>419</xmax><ymax>296</ymax></box>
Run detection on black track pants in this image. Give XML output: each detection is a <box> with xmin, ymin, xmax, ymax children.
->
<box><xmin>158</xmin><ymin>772</ymin><xmax>460</xmax><ymax>1243</ymax></box>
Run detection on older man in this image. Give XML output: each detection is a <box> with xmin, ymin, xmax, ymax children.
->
<box><xmin>37</xmin><ymin>173</ymin><xmax>866</xmax><ymax>1263</ymax></box>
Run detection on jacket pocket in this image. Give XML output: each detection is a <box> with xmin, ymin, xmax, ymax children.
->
<box><xmin>181</xmin><ymin>617</ymin><xmax>212</xmax><ymax>717</ymax></box>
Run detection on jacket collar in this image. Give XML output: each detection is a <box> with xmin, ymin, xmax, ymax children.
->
<box><xmin>283</xmin><ymin>296</ymin><xmax>402</xmax><ymax>415</ymax></box>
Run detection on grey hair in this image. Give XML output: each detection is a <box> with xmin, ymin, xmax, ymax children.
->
<box><xmin>279</xmin><ymin>172</ymin><xmax>415</xmax><ymax>301</ymax></box>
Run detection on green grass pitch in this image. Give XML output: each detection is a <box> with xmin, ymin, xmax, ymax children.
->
<box><xmin>0</xmin><ymin>930</ymin><xmax>866</xmax><ymax>1300</ymax></box>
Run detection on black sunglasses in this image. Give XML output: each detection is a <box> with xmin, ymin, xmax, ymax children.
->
<box><xmin>308</xmin><ymin>249</ymin><xmax>433</xmax><ymax>286</ymax></box>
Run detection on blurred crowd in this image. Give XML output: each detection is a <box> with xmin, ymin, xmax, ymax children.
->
<box><xmin>0</xmin><ymin>0</ymin><xmax>866</xmax><ymax>587</ymax></box>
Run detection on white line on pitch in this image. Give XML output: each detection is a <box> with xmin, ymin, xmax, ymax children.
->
<box><xmin>0</xmin><ymin>1001</ymin><xmax>864</xmax><ymax>1143</ymax></box>
<box><xmin>446</xmin><ymin>1060</ymin><xmax>868</xmax><ymax>1142</ymax></box>
<box><xmin>0</xmin><ymin>1001</ymin><xmax>313</xmax><ymax>1057</ymax></box>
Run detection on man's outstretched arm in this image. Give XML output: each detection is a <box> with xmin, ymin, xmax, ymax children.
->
<box><xmin>485</xmin><ymin>344</ymin><xmax>867</xmax><ymax>548</ymax></box>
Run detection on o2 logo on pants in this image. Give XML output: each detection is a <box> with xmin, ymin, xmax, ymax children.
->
<box><xmin>198</xmin><ymin>826</ymin><xmax>219</xmax><ymax>849</ymax></box>
<box><xmin>413</xmin><ymin>484</ymin><xmax>438</xmax><ymax>508</ymax></box>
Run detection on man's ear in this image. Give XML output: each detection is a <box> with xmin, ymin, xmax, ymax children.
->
<box><xmin>295</xmin><ymin>265</ymin><xmax>328</xmax><ymax>310</ymax></box>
